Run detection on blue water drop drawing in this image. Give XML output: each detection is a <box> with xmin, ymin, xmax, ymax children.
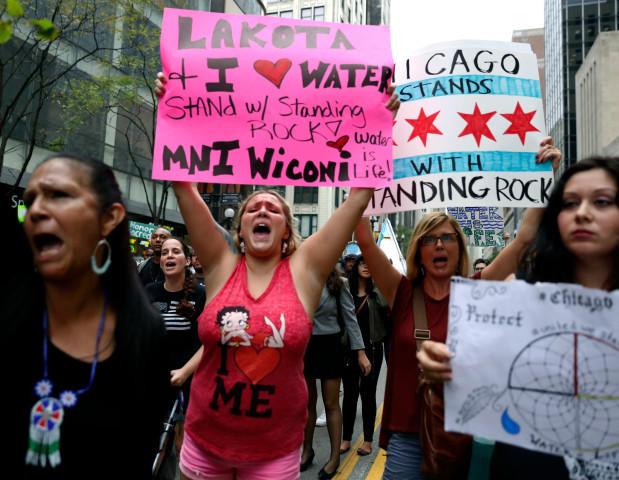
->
<box><xmin>501</xmin><ymin>408</ymin><xmax>520</xmax><ymax>435</ymax></box>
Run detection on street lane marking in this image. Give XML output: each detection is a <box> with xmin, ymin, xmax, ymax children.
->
<box><xmin>334</xmin><ymin>402</ymin><xmax>384</xmax><ymax>479</ymax></box>
<box><xmin>365</xmin><ymin>448</ymin><xmax>387</xmax><ymax>479</ymax></box>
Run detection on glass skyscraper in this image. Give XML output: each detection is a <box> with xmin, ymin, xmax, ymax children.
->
<box><xmin>545</xmin><ymin>0</ymin><xmax>619</xmax><ymax>170</ymax></box>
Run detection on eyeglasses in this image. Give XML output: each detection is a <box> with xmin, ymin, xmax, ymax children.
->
<box><xmin>359</xmin><ymin>259</ymin><xmax>366</xmax><ymax>265</ymax></box>
<box><xmin>474</xmin><ymin>266</ymin><xmax>485</xmax><ymax>272</ymax></box>
<box><xmin>421</xmin><ymin>233</ymin><xmax>458</xmax><ymax>246</ymax></box>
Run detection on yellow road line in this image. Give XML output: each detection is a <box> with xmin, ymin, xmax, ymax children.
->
<box><xmin>365</xmin><ymin>448</ymin><xmax>387</xmax><ymax>479</ymax></box>
<box><xmin>334</xmin><ymin>402</ymin><xmax>384</xmax><ymax>479</ymax></box>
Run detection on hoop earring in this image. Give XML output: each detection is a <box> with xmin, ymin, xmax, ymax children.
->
<box><xmin>419</xmin><ymin>265</ymin><xmax>425</xmax><ymax>276</ymax></box>
<box><xmin>240</xmin><ymin>240</ymin><xmax>245</xmax><ymax>254</ymax></box>
<box><xmin>282</xmin><ymin>241</ymin><xmax>288</xmax><ymax>254</ymax></box>
<box><xmin>91</xmin><ymin>238</ymin><xmax>112</xmax><ymax>275</ymax></box>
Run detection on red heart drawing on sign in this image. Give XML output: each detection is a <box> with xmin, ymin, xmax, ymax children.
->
<box><xmin>253</xmin><ymin>59</ymin><xmax>292</xmax><ymax>88</ymax></box>
<box><xmin>326</xmin><ymin>135</ymin><xmax>350</xmax><ymax>152</ymax></box>
<box><xmin>234</xmin><ymin>346</ymin><xmax>281</xmax><ymax>385</ymax></box>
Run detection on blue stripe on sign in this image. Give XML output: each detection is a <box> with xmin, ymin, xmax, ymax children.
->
<box><xmin>397</xmin><ymin>75</ymin><xmax>541</xmax><ymax>102</ymax></box>
<box><xmin>393</xmin><ymin>151</ymin><xmax>551</xmax><ymax>179</ymax></box>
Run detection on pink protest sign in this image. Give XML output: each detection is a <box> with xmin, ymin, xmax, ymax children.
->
<box><xmin>153</xmin><ymin>9</ymin><xmax>394</xmax><ymax>187</ymax></box>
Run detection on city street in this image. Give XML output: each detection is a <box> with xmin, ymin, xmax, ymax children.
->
<box><xmin>301</xmin><ymin>364</ymin><xmax>388</xmax><ymax>480</ymax></box>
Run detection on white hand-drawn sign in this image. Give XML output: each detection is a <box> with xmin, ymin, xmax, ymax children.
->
<box><xmin>445</xmin><ymin>277</ymin><xmax>619</xmax><ymax>464</ymax></box>
<box><xmin>365</xmin><ymin>40</ymin><xmax>552</xmax><ymax>215</ymax></box>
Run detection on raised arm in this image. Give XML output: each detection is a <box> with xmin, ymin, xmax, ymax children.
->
<box><xmin>157</xmin><ymin>72</ymin><xmax>238</xmax><ymax>294</ymax></box>
<box><xmin>172</xmin><ymin>183</ymin><xmax>238</xmax><ymax>294</ymax></box>
<box><xmin>481</xmin><ymin>207</ymin><xmax>543</xmax><ymax>280</ymax></box>
<box><xmin>354</xmin><ymin>217</ymin><xmax>402</xmax><ymax>309</ymax></box>
<box><xmin>290</xmin><ymin>85</ymin><xmax>399</xmax><ymax>301</ymax></box>
<box><xmin>290</xmin><ymin>187</ymin><xmax>375</xmax><ymax>308</ymax></box>
<box><xmin>482</xmin><ymin>136</ymin><xmax>561</xmax><ymax>280</ymax></box>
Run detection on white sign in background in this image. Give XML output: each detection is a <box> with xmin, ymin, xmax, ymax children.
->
<box><xmin>366</xmin><ymin>40</ymin><xmax>553</xmax><ymax>215</ymax></box>
<box><xmin>445</xmin><ymin>277</ymin><xmax>619</xmax><ymax>464</ymax></box>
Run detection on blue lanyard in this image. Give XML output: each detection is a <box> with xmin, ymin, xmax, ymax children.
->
<box><xmin>42</xmin><ymin>295</ymin><xmax>107</xmax><ymax>396</ymax></box>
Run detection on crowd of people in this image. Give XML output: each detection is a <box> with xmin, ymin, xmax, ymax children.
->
<box><xmin>3</xmin><ymin>63</ymin><xmax>617</xmax><ymax>480</ymax></box>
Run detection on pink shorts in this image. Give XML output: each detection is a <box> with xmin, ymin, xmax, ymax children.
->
<box><xmin>180</xmin><ymin>433</ymin><xmax>301</xmax><ymax>480</ymax></box>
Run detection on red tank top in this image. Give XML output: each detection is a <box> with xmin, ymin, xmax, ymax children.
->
<box><xmin>185</xmin><ymin>256</ymin><xmax>312</xmax><ymax>461</ymax></box>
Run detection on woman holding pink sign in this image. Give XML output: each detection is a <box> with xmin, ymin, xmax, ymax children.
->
<box><xmin>155</xmin><ymin>74</ymin><xmax>399</xmax><ymax>480</ymax></box>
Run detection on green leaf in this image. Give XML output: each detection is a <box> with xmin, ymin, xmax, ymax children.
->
<box><xmin>48</xmin><ymin>136</ymin><xmax>66</xmax><ymax>151</ymax></box>
<box><xmin>0</xmin><ymin>20</ymin><xmax>13</xmax><ymax>44</ymax></box>
<box><xmin>7</xmin><ymin>0</ymin><xmax>24</xmax><ymax>18</ymax></box>
<box><xmin>31</xmin><ymin>18</ymin><xmax>58</xmax><ymax>41</ymax></box>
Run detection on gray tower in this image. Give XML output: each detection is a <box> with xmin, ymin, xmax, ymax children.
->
<box><xmin>545</xmin><ymin>0</ymin><xmax>619</xmax><ymax>170</ymax></box>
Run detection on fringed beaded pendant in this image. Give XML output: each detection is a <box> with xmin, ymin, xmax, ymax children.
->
<box><xmin>25</xmin><ymin>396</ymin><xmax>64</xmax><ymax>468</ymax></box>
<box><xmin>28</xmin><ymin>298</ymin><xmax>107</xmax><ymax>469</ymax></box>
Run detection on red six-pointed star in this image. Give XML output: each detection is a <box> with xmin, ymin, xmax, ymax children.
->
<box><xmin>457</xmin><ymin>103</ymin><xmax>496</xmax><ymax>147</ymax></box>
<box><xmin>501</xmin><ymin>102</ymin><xmax>540</xmax><ymax>145</ymax></box>
<box><xmin>405</xmin><ymin>108</ymin><xmax>443</xmax><ymax>146</ymax></box>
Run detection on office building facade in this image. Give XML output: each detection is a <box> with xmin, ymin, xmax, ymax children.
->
<box><xmin>544</xmin><ymin>0</ymin><xmax>619</xmax><ymax>171</ymax></box>
<box><xmin>575</xmin><ymin>30</ymin><xmax>619</xmax><ymax>157</ymax></box>
<box><xmin>1</xmin><ymin>0</ymin><xmax>264</xmax><ymax>253</ymax></box>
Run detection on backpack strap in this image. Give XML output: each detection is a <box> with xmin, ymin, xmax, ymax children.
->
<box><xmin>413</xmin><ymin>285</ymin><xmax>431</xmax><ymax>352</ymax></box>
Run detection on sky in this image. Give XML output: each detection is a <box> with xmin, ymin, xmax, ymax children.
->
<box><xmin>390</xmin><ymin>0</ymin><xmax>545</xmax><ymax>58</ymax></box>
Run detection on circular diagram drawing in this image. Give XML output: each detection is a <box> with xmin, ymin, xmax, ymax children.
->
<box><xmin>508</xmin><ymin>332</ymin><xmax>619</xmax><ymax>454</ymax></box>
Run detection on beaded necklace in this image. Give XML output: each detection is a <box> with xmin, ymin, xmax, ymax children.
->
<box><xmin>25</xmin><ymin>296</ymin><xmax>107</xmax><ymax>468</ymax></box>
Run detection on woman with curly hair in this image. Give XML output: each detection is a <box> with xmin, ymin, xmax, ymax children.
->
<box><xmin>146</xmin><ymin>237</ymin><xmax>206</xmax><ymax>455</ymax></box>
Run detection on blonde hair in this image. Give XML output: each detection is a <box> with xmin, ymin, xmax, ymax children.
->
<box><xmin>233</xmin><ymin>189</ymin><xmax>301</xmax><ymax>258</ymax></box>
<box><xmin>405</xmin><ymin>212</ymin><xmax>470</xmax><ymax>282</ymax></box>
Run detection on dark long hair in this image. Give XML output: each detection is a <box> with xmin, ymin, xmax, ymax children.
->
<box><xmin>348</xmin><ymin>255</ymin><xmax>375</xmax><ymax>296</ymax></box>
<box><xmin>162</xmin><ymin>236</ymin><xmax>196</xmax><ymax>318</ymax></box>
<box><xmin>326</xmin><ymin>268</ymin><xmax>344</xmax><ymax>296</ymax></box>
<box><xmin>522</xmin><ymin>156</ymin><xmax>619</xmax><ymax>289</ymax></box>
<box><xmin>27</xmin><ymin>153</ymin><xmax>165</xmax><ymax>370</ymax></box>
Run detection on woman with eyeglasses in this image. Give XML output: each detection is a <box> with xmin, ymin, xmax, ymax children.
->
<box><xmin>355</xmin><ymin>211</ymin><xmax>471</xmax><ymax>479</ymax></box>
<box><xmin>355</xmin><ymin>138</ymin><xmax>561</xmax><ymax>479</ymax></box>
<box><xmin>417</xmin><ymin>156</ymin><xmax>619</xmax><ymax>480</ymax></box>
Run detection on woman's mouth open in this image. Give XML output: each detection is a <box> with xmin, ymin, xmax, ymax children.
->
<box><xmin>253</xmin><ymin>223</ymin><xmax>271</xmax><ymax>239</ymax></box>
<box><xmin>433</xmin><ymin>256</ymin><xmax>448</xmax><ymax>268</ymax></box>
<box><xmin>34</xmin><ymin>233</ymin><xmax>64</xmax><ymax>259</ymax></box>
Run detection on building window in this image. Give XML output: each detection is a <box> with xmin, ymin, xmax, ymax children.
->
<box><xmin>314</xmin><ymin>6</ymin><xmax>325</xmax><ymax>21</ymax></box>
<box><xmin>301</xmin><ymin>8</ymin><xmax>312</xmax><ymax>20</ymax></box>
<box><xmin>294</xmin><ymin>187</ymin><xmax>318</xmax><ymax>203</ymax></box>
<box><xmin>280</xmin><ymin>10</ymin><xmax>293</xmax><ymax>18</ymax></box>
<box><xmin>348</xmin><ymin>8</ymin><xmax>351</xmax><ymax>23</ymax></box>
<box><xmin>298</xmin><ymin>214</ymin><xmax>318</xmax><ymax>238</ymax></box>
<box><xmin>266</xmin><ymin>12</ymin><xmax>278</xmax><ymax>16</ymax></box>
